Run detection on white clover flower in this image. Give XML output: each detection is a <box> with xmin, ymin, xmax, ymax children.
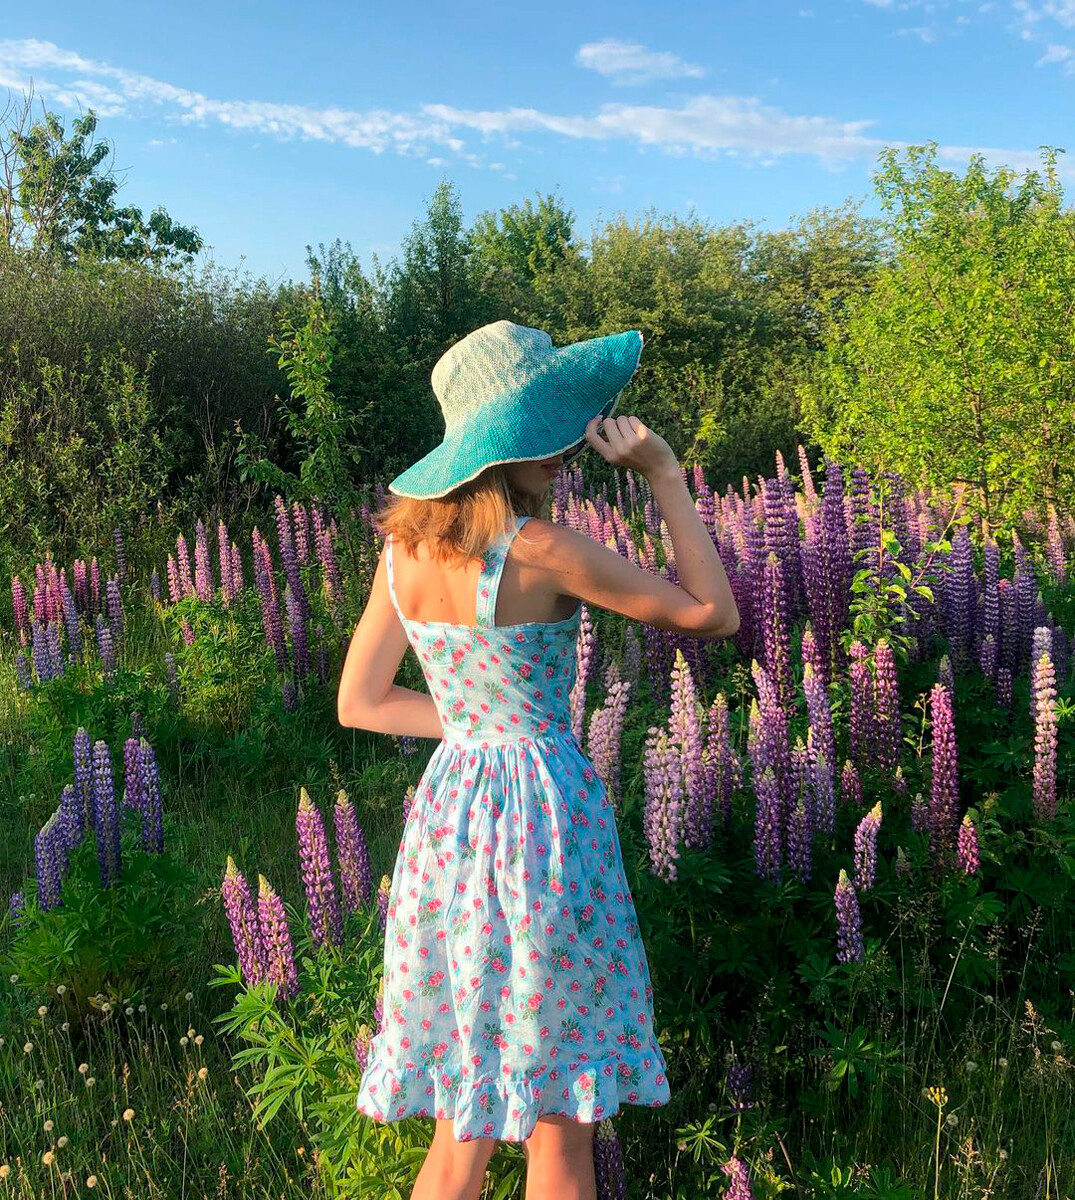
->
<box><xmin>185</xmin><ymin>991</ymin><xmax>193</xmax><ymax>1001</ymax></box>
<box><xmin>56</xmin><ymin>985</ymin><xmax>66</xmax><ymax>996</ymax></box>
<box><xmin>23</xmin><ymin>1042</ymin><xmax>33</xmax><ymax>1053</ymax></box>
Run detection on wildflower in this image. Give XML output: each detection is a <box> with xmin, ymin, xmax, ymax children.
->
<box><xmin>221</xmin><ymin>857</ymin><xmax>268</xmax><ymax>986</ymax></box>
<box><xmin>853</xmin><ymin>801</ymin><xmax>882</xmax><ymax>892</ymax></box>
<box><xmin>984</xmin><ymin>994</ymin><xmax>994</xmax><ymax>1005</ymax></box>
<box><xmin>720</xmin><ymin>1155</ymin><xmax>754</xmax><ymax>1200</ymax></box>
<box><xmin>194</xmin><ymin>1035</ymin><xmax>203</xmax><ymax>1046</ymax></box>
<box><xmin>0</xmin><ymin>1165</ymin><xmax>8</xmax><ymax>1179</ymax></box>
<box><xmin>9</xmin><ymin>974</ymin><xmax>18</xmax><ymax>983</ymax></box>
<box><xmin>160</xmin><ymin>1002</ymin><xmax>167</xmax><ymax>1011</ymax></box>
<box><xmin>334</xmin><ymin>791</ymin><xmax>374</xmax><ymax>910</ymax></box>
<box><xmin>186</xmin><ymin>1027</ymin><xmax>195</xmax><ymax>1039</ymax></box>
<box><xmin>197</xmin><ymin>1066</ymin><xmax>208</xmax><ymax>1081</ymax></box>
<box><xmin>37</xmin><ymin>1005</ymin><xmax>47</xmax><ymax>1016</ymax></box>
<box><xmin>956</xmin><ymin>813</ymin><xmax>980</xmax><ymax>875</ymax></box>
<box><xmin>138</xmin><ymin>1004</ymin><xmax>147</xmax><ymax>1013</ymax></box>
<box><xmin>57</xmin><ymin>1136</ymin><xmax>68</xmax><ymax>1148</ymax></box>
<box><xmin>56</xmin><ymin>984</ymin><xmax>66</xmax><ymax>996</ymax></box>
<box><xmin>946</xmin><ymin>1113</ymin><xmax>958</xmax><ymax>1126</ymax></box>
<box><xmin>185</xmin><ymin>991</ymin><xmax>193</xmax><ymax>1001</ymax></box>
<box><xmin>926</xmin><ymin>1085</ymin><xmax>948</xmax><ymax>1107</ymax></box>
<box><xmin>1051</xmin><ymin>1040</ymin><xmax>1062</xmax><ymax>1052</ymax></box>
<box><xmin>60</xmin><ymin>1022</ymin><xmax>69</xmax><ymax>1032</ymax></box>
<box><xmin>257</xmin><ymin>875</ymin><xmax>299</xmax><ymax>999</ymax></box>
<box><xmin>43</xmin><ymin>1120</ymin><xmax>54</xmax><ymax>1132</ymax></box>
<box><xmin>834</xmin><ymin>869</ymin><xmax>864</xmax><ymax>964</ymax></box>
<box><xmin>965</xmin><ymin>1061</ymin><xmax>978</xmax><ymax>1074</ymax></box>
<box><xmin>85</xmin><ymin>1077</ymin><xmax>95</xmax><ymax>1088</ymax></box>
<box><xmin>180</xmin><ymin>1036</ymin><xmax>189</xmax><ymax>1047</ymax></box>
<box><xmin>125</xmin><ymin>1007</ymin><xmax>133</xmax><ymax>1016</ymax></box>
<box><xmin>23</xmin><ymin>1042</ymin><xmax>33</xmax><ymax>1053</ymax></box>
<box><xmin>34</xmin><ymin>1079</ymin><xmax>44</xmax><ymax>1090</ymax></box>
<box><xmin>78</xmin><ymin>1063</ymin><xmax>89</xmax><ymax>1075</ymax></box>
<box><xmin>296</xmin><ymin>788</ymin><xmax>343</xmax><ymax>948</ymax></box>
<box><xmin>999</xmin><ymin>1149</ymin><xmax>1008</xmax><ymax>1160</ymax></box>
<box><xmin>42</xmin><ymin>1151</ymin><xmax>54</xmax><ymax>1166</ymax></box>
<box><xmin>122</xmin><ymin>1108</ymin><xmax>134</xmax><ymax>1122</ymax></box>
<box><xmin>998</xmin><ymin>1058</ymin><xmax>1008</xmax><ymax>1070</ymax></box>
<box><xmin>86</xmin><ymin>1176</ymin><xmax>97</xmax><ymax>1188</ymax></box>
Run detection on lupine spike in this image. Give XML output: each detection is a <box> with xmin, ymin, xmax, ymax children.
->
<box><xmin>296</xmin><ymin>788</ymin><xmax>343</xmax><ymax>948</ymax></box>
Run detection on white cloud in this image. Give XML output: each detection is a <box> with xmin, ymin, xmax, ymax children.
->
<box><xmin>896</xmin><ymin>24</ymin><xmax>940</xmax><ymax>40</ymax></box>
<box><xmin>574</xmin><ymin>38</ymin><xmax>705</xmax><ymax>85</ymax></box>
<box><xmin>0</xmin><ymin>36</ymin><xmax>1070</xmax><ymax>183</ymax></box>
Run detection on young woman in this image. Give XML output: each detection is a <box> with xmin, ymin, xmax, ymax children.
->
<box><xmin>337</xmin><ymin>320</ymin><xmax>739</xmax><ymax>1200</ymax></box>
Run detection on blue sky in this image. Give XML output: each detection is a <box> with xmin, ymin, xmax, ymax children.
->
<box><xmin>1</xmin><ymin>0</ymin><xmax>1071</xmax><ymax>286</ymax></box>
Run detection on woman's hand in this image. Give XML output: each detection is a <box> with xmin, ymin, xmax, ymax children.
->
<box><xmin>584</xmin><ymin>414</ymin><xmax>679</xmax><ymax>479</ymax></box>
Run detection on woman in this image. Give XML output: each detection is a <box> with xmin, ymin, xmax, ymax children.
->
<box><xmin>337</xmin><ymin>320</ymin><xmax>739</xmax><ymax>1200</ymax></box>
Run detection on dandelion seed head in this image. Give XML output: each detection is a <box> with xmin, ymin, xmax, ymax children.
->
<box><xmin>125</xmin><ymin>1007</ymin><xmax>133</xmax><ymax>1016</ymax></box>
<box><xmin>965</xmin><ymin>1060</ymin><xmax>978</xmax><ymax>1073</ymax></box>
<box><xmin>194</xmin><ymin>1034</ymin><xmax>203</xmax><ymax>1046</ymax></box>
<box><xmin>37</xmin><ymin>1005</ymin><xmax>48</xmax><ymax>1016</ymax></box>
<box><xmin>185</xmin><ymin>991</ymin><xmax>193</xmax><ymax>1001</ymax></box>
<box><xmin>998</xmin><ymin>1057</ymin><xmax>1009</xmax><ymax>1069</ymax></box>
<box><xmin>78</xmin><ymin>1063</ymin><xmax>89</xmax><ymax>1075</ymax></box>
<box><xmin>42</xmin><ymin>1151</ymin><xmax>54</xmax><ymax>1166</ymax></box>
<box><xmin>1051</xmin><ymin>1040</ymin><xmax>1062</xmax><ymax>1052</ymax></box>
<box><xmin>23</xmin><ymin>1042</ymin><xmax>33</xmax><ymax>1053</ymax></box>
<box><xmin>179</xmin><ymin>1036</ymin><xmax>188</xmax><ymax>1047</ymax></box>
<box><xmin>122</xmin><ymin>1108</ymin><xmax>134</xmax><ymax>1122</ymax></box>
<box><xmin>197</xmin><ymin>1066</ymin><xmax>208</xmax><ymax>1081</ymax></box>
<box><xmin>138</xmin><ymin>1004</ymin><xmax>146</xmax><ymax>1013</ymax></box>
<box><xmin>85</xmin><ymin>1076</ymin><xmax>95</xmax><ymax>1088</ymax></box>
<box><xmin>43</xmin><ymin>1120</ymin><xmax>54</xmax><ymax>1132</ymax></box>
<box><xmin>999</xmin><ymin>1149</ymin><xmax>1008</xmax><ymax>1160</ymax></box>
<box><xmin>56</xmin><ymin>985</ymin><xmax>66</xmax><ymax>996</ymax></box>
<box><xmin>0</xmin><ymin>1164</ymin><xmax>9</xmax><ymax>1179</ymax></box>
<box><xmin>946</xmin><ymin>1113</ymin><xmax>959</xmax><ymax>1126</ymax></box>
<box><xmin>60</xmin><ymin>1022</ymin><xmax>69</xmax><ymax>1032</ymax></box>
<box><xmin>57</xmin><ymin>1136</ymin><xmax>68</xmax><ymax>1148</ymax></box>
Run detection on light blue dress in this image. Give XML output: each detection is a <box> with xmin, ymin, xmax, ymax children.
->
<box><xmin>355</xmin><ymin>514</ymin><xmax>670</xmax><ymax>1142</ymax></box>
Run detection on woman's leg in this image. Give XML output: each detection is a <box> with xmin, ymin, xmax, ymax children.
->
<box><xmin>523</xmin><ymin>1114</ymin><xmax>597</xmax><ymax>1200</ymax></box>
<box><xmin>410</xmin><ymin>1120</ymin><xmax>497</xmax><ymax>1200</ymax></box>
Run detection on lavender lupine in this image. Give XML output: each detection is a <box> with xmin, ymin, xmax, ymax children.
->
<box><xmin>96</xmin><ymin>617</ymin><xmax>116</xmax><ymax>675</ymax></box>
<box><xmin>139</xmin><ymin>739</ymin><xmax>163</xmax><ymax>854</ymax></box>
<box><xmin>9</xmin><ymin>891</ymin><xmax>25</xmax><ymax>924</ymax></box>
<box><xmin>15</xmin><ymin>651</ymin><xmax>32</xmax><ymax>689</ymax></box>
<box><xmin>956</xmin><ymin>813</ymin><xmax>980</xmax><ymax>875</ymax></box>
<box><xmin>593</xmin><ymin>1119</ymin><xmax>627</xmax><ymax>1200</ymax></box>
<box><xmin>296</xmin><ymin>788</ymin><xmax>343</xmax><ymax>948</ymax></box>
<box><xmin>175</xmin><ymin>534</ymin><xmax>194</xmax><ymax>597</ymax></box>
<box><xmin>995</xmin><ymin>665</ymin><xmax>1012</xmax><ymax>709</ymax></box>
<box><xmin>848</xmin><ymin>641</ymin><xmax>875</xmax><ymax>768</ymax></box>
<box><xmin>354</xmin><ymin>1024</ymin><xmax>373</xmax><ymax>1073</ymax></box>
<box><xmin>106</xmin><ymin>577</ymin><xmax>124</xmax><ymax>645</ymax></box>
<box><xmin>285</xmin><ymin>584</ymin><xmax>310</xmax><ymax>681</ymax></box>
<box><xmin>720</xmin><ymin>1156</ymin><xmax>754</xmax><ymax>1200</ymax></box>
<box><xmin>668</xmin><ymin>650</ymin><xmax>710</xmax><ymax>850</ymax></box>
<box><xmin>221</xmin><ymin>857</ymin><xmax>268</xmax><ymax>986</ymax></box>
<box><xmin>761</xmin><ymin>551</ymin><xmax>794</xmax><ymax>712</ymax></box>
<box><xmin>840</xmin><ymin>760</ymin><xmax>862</xmax><ymax>809</ymax></box>
<box><xmin>257</xmin><ymin>875</ymin><xmax>299</xmax><ymax>1000</ymax></box>
<box><xmin>911</xmin><ymin>791</ymin><xmax>929</xmax><ymax>834</ymax></box>
<box><xmin>73</xmin><ymin>727</ymin><xmax>93</xmax><ymax>832</ymax></box>
<box><xmin>643</xmin><ymin>725</ymin><xmax>685</xmax><ymax>882</ymax></box>
<box><xmin>928</xmin><ymin>683</ymin><xmax>960</xmax><ymax>864</ymax></box>
<box><xmin>402</xmin><ymin>785</ymin><xmax>416</xmax><ymax>824</ymax></box>
<box><xmin>809</xmin><ymin>743</ymin><xmax>836</xmax><ymax>836</ymax></box>
<box><xmin>872</xmin><ymin>639</ymin><xmax>901</xmax><ymax>774</ymax></box>
<box><xmin>705</xmin><ymin>692</ymin><xmax>738</xmax><ymax>833</ymax></box>
<box><xmin>726</xmin><ymin>1059</ymin><xmax>755</xmax><ymax>1110</ymax></box>
<box><xmin>164</xmin><ymin>652</ymin><xmax>178</xmax><ymax>699</ymax></box>
<box><xmin>1031</xmin><ymin>646</ymin><xmax>1058</xmax><ymax>822</ymax></box>
<box><xmin>61</xmin><ymin>582</ymin><xmax>82</xmax><ymax>659</ymax></box>
<box><xmin>834</xmin><ymin>868</ymin><xmax>865</xmax><ymax>964</ymax></box>
<box><xmin>571</xmin><ymin>604</ymin><xmax>596</xmax><ymax>746</ymax></box>
<box><xmin>753</xmin><ymin>765</ymin><xmax>783</xmax><ymax>885</ymax></box>
<box><xmin>377</xmin><ymin>874</ymin><xmax>391</xmax><ymax>932</ymax></box>
<box><xmin>333</xmin><ymin>791</ymin><xmax>373</xmax><ymax>911</ymax></box>
<box><xmin>282</xmin><ymin>678</ymin><xmax>298</xmax><ymax>713</ymax></box>
<box><xmin>853</xmin><ymin>801</ymin><xmax>882</xmax><ymax>893</ymax></box>
<box><xmin>122</xmin><ymin>738</ymin><xmax>144</xmax><ymax>810</ymax></box>
<box><xmin>45</xmin><ymin>620</ymin><xmax>64</xmax><ymax>678</ymax></box>
<box><xmin>92</xmin><ymin>740</ymin><xmax>121</xmax><ymax>888</ymax></box>
<box><xmin>34</xmin><ymin>817</ymin><xmax>64</xmax><ymax>911</ymax></box>
<box><xmin>787</xmin><ymin>792</ymin><xmax>812</xmax><ymax>883</ymax></box>
<box><xmin>1030</xmin><ymin>626</ymin><xmax>1053</xmax><ymax>721</ymax></box>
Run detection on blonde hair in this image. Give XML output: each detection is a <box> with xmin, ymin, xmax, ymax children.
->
<box><xmin>371</xmin><ymin>463</ymin><xmax>552</xmax><ymax>568</ymax></box>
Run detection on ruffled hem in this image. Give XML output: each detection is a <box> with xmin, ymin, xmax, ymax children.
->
<box><xmin>355</xmin><ymin>1047</ymin><xmax>670</xmax><ymax>1143</ymax></box>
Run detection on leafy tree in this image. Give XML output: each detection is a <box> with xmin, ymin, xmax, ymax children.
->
<box><xmin>799</xmin><ymin>141</ymin><xmax>1075</xmax><ymax>528</ymax></box>
<box><xmin>0</xmin><ymin>90</ymin><xmax>202</xmax><ymax>266</ymax></box>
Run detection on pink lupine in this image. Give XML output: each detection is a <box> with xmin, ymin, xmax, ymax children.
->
<box><xmin>257</xmin><ymin>874</ymin><xmax>299</xmax><ymax>999</ymax></box>
<box><xmin>956</xmin><ymin>813</ymin><xmax>980</xmax><ymax>875</ymax></box>
<box><xmin>221</xmin><ymin>857</ymin><xmax>268</xmax><ymax>986</ymax></box>
<box><xmin>1031</xmin><ymin>645</ymin><xmax>1058</xmax><ymax>822</ymax></box>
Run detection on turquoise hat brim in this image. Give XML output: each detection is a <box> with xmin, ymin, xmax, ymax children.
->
<box><xmin>388</xmin><ymin>329</ymin><xmax>644</xmax><ymax>500</ymax></box>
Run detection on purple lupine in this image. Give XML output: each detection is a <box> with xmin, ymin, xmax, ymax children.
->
<box><xmin>588</xmin><ymin>675</ymin><xmax>632</xmax><ymax>818</ymax></box>
<box><xmin>751</xmin><ymin>660</ymin><xmax>792</xmax><ymax>821</ymax></box>
<box><xmin>164</xmin><ymin>652</ymin><xmax>178</xmax><ymax>699</ymax></box>
<box><xmin>956</xmin><ymin>813</ymin><xmax>980</xmax><ymax>875</ymax></box>
<box><xmin>705</xmin><ymin>692</ymin><xmax>738</xmax><ymax>833</ymax></box>
<box><xmin>910</xmin><ymin>791</ymin><xmax>929</xmax><ymax>834</ymax></box>
<box><xmin>1031</xmin><ymin>647</ymin><xmax>1058</xmax><ymax>822</ymax></box>
<box><xmin>92</xmin><ymin>739</ymin><xmax>121</xmax><ymax>888</ymax></box>
<box><xmin>643</xmin><ymin>725</ymin><xmax>685</xmax><ymax>882</ymax></box>
<box><xmin>1045</xmin><ymin>504</ymin><xmax>1066</xmax><ymax>585</ymax></box>
<box><xmin>15</xmin><ymin>651</ymin><xmax>32</xmax><ymax>689</ymax></box>
<box><xmin>669</xmin><ymin>650</ymin><xmax>710</xmax><ymax>850</ymax></box>
<box><xmin>787</xmin><ymin>792</ymin><xmax>812</xmax><ymax>883</ymax></box>
<box><xmin>810</xmin><ymin>745</ymin><xmax>836</xmax><ymax>836</ymax></box>
<box><xmin>761</xmin><ymin>552</ymin><xmax>793</xmax><ymax>712</ymax></box>
<box><xmin>334</xmin><ymin>791</ymin><xmax>373</xmax><ymax>911</ymax></box>
<box><xmin>31</xmin><ymin>619</ymin><xmax>51</xmax><ymax>682</ymax></box>
<box><xmin>726</xmin><ymin>1059</ymin><xmax>755</xmax><ymax>1110</ymax></box>
<box><xmin>139</xmin><ymin>739</ymin><xmax>163</xmax><ymax>854</ymax></box>
<box><xmin>402</xmin><ymin>785</ymin><xmax>416</xmax><ymax>824</ymax></box>
<box><xmin>218</xmin><ymin>519</ymin><xmax>234</xmax><ymax>605</ymax></box>
<box><xmin>221</xmin><ymin>857</ymin><xmax>268</xmax><ymax>986</ymax></box>
<box><xmin>57</xmin><ymin>783</ymin><xmax>83</xmax><ymax>852</ymax></box>
<box><xmin>96</xmin><ymin>617</ymin><xmax>116</xmax><ymax>675</ymax></box>
<box><xmin>928</xmin><ymin>683</ymin><xmax>960</xmax><ymax>864</ymax></box>
<box><xmin>9</xmin><ymin>891</ymin><xmax>26</xmax><ymax>924</ymax></box>
<box><xmin>314</xmin><ymin>624</ymin><xmax>329</xmax><ymax>685</ymax></box>
<box><xmin>34</xmin><ymin>816</ymin><xmax>64</xmax><ymax>911</ymax></box>
<box><xmin>296</xmin><ymin>788</ymin><xmax>343</xmax><ymax>948</ymax></box>
<box><xmin>753</xmin><ymin>764</ymin><xmax>783</xmax><ymax>884</ymax></box>
<box><xmin>285</xmin><ymin>584</ymin><xmax>310</xmax><ymax>681</ymax></box>
<box><xmin>45</xmin><ymin>620</ymin><xmax>64</xmax><ymax>678</ymax></box>
<box><xmin>848</xmin><ymin>641</ymin><xmax>875</xmax><ymax>768</ymax></box>
<box><xmin>938</xmin><ymin>654</ymin><xmax>954</xmax><ymax>698</ymax></box>
<box><xmin>354</xmin><ymin>1025</ymin><xmax>372</xmax><ymax>1073</ymax></box>
<box><xmin>840</xmin><ymin>760</ymin><xmax>862</xmax><ymax>809</ymax></box>
<box><xmin>979</xmin><ymin>633</ymin><xmax>998</xmax><ymax>685</ymax></box>
<box><xmin>73</xmin><ymin>727</ymin><xmax>93</xmax><ymax>833</ymax></box>
<box><xmin>122</xmin><ymin>738</ymin><xmax>144</xmax><ymax>810</ymax></box>
<box><xmin>11</xmin><ymin>574</ymin><xmax>29</xmax><ymax>643</ymax></box>
<box><xmin>873</xmin><ymin>639</ymin><xmax>901</xmax><ymax>774</ymax></box>
<box><xmin>175</xmin><ymin>534</ymin><xmax>194</xmax><ymax>597</ymax></box>
<box><xmin>593</xmin><ymin>1119</ymin><xmax>627</xmax><ymax>1200</ymax></box>
<box><xmin>106</xmin><ymin>577</ymin><xmax>124</xmax><ymax>645</ymax></box>
<box><xmin>853</xmin><ymin>801</ymin><xmax>882</xmax><ymax>893</ymax></box>
<box><xmin>834</xmin><ymin>868</ymin><xmax>864</xmax><ymax>964</ymax></box>
<box><xmin>720</xmin><ymin>1156</ymin><xmax>754</xmax><ymax>1200</ymax></box>
<box><xmin>995</xmin><ymin>665</ymin><xmax>1012</xmax><ymax>709</ymax></box>
<box><xmin>257</xmin><ymin>874</ymin><xmax>299</xmax><ymax>1000</ymax></box>
<box><xmin>61</xmin><ymin>581</ymin><xmax>82</xmax><ymax>659</ymax></box>
<box><xmin>282</xmin><ymin>678</ymin><xmax>298</xmax><ymax>713</ymax></box>
<box><xmin>1030</xmin><ymin>626</ymin><xmax>1053</xmax><ymax>721</ymax></box>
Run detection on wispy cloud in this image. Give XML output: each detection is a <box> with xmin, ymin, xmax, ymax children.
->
<box><xmin>895</xmin><ymin>24</ymin><xmax>940</xmax><ymax>40</ymax></box>
<box><xmin>574</xmin><ymin>38</ymin><xmax>705</xmax><ymax>85</ymax></box>
<box><xmin>0</xmin><ymin>36</ymin><xmax>1066</xmax><ymax>181</ymax></box>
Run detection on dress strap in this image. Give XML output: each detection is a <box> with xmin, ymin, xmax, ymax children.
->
<box><xmin>475</xmin><ymin>516</ymin><xmax>531</xmax><ymax>627</ymax></box>
<box><xmin>384</xmin><ymin>534</ymin><xmax>407</xmax><ymax>624</ymax></box>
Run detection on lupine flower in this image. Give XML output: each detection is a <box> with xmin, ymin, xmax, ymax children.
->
<box><xmin>402</xmin><ymin>785</ymin><xmax>416</xmax><ymax>823</ymax></box>
<box><xmin>848</xmin><ymin>641</ymin><xmax>874</xmax><ymax>767</ymax></box>
<box><xmin>872</xmin><ymin>639</ymin><xmax>901</xmax><ymax>774</ymax></box>
<box><xmin>928</xmin><ymin>683</ymin><xmax>960</xmax><ymax>864</ymax></box>
<box><xmin>9</xmin><ymin>891</ymin><xmax>26</xmax><ymax>925</ymax></box>
<box><xmin>834</xmin><ymin>868</ymin><xmax>864</xmax><ymax>964</ymax></box>
<box><xmin>910</xmin><ymin>791</ymin><xmax>929</xmax><ymax>834</ymax></box>
<box><xmin>1031</xmin><ymin>644</ymin><xmax>1058</xmax><ymax>822</ymax></box>
<box><xmin>123</xmin><ymin>739</ymin><xmax>144</xmax><ymax>810</ymax></box>
<box><xmin>296</xmin><ymin>788</ymin><xmax>343</xmax><ymax>948</ymax></box>
<box><xmin>642</xmin><ymin>725</ymin><xmax>685</xmax><ymax>882</ymax></box>
<box><xmin>164</xmin><ymin>653</ymin><xmax>178</xmax><ymax>699</ymax></box>
<box><xmin>34</xmin><ymin>817</ymin><xmax>64</xmax><ymax>911</ymax></box>
<box><xmin>354</xmin><ymin>1024</ymin><xmax>373</xmax><ymax>1073</ymax></box>
<box><xmin>956</xmin><ymin>813</ymin><xmax>980</xmax><ymax>875</ymax></box>
<box><xmin>92</xmin><ymin>740</ymin><xmax>120</xmax><ymax>889</ymax></box>
<box><xmin>221</xmin><ymin>857</ymin><xmax>268</xmax><ymax>986</ymax></box>
<box><xmin>257</xmin><ymin>875</ymin><xmax>299</xmax><ymax>999</ymax></box>
<box><xmin>753</xmin><ymin>765</ymin><xmax>782</xmax><ymax>885</ymax></box>
<box><xmin>668</xmin><ymin>651</ymin><xmax>709</xmax><ymax>850</ymax></box>
<box><xmin>840</xmin><ymin>760</ymin><xmax>862</xmax><ymax>809</ymax></box>
<box><xmin>720</xmin><ymin>1156</ymin><xmax>754</xmax><ymax>1200</ymax></box>
<box><xmin>726</xmin><ymin>1060</ymin><xmax>754</xmax><ymax>1110</ymax></box>
<box><xmin>787</xmin><ymin>793</ymin><xmax>812</xmax><ymax>883</ymax></box>
<box><xmin>853</xmin><ymin>801</ymin><xmax>882</xmax><ymax>893</ymax></box>
<box><xmin>334</xmin><ymin>791</ymin><xmax>373</xmax><ymax>911</ymax></box>
<box><xmin>593</xmin><ymin>1118</ymin><xmax>627</xmax><ymax>1200</ymax></box>
<box><xmin>376</xmin><ymin>874</ymin><xmax>391</xmax><ymax>932</ymax></box>
<box><xmin>139</xmin><ymin>740</ymin><xmax>163</xmax><ymax>854</ymax></box>
<box><xmin>570</xmin><ymin>605</ymin><xmax>596</xmax><ymax>746</ymax></box>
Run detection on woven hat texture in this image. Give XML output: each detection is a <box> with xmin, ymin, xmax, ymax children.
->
<box><xmin>387</xmin><ymin>319</ymin><xmax>644</xmax><ymax>500</ymax></box>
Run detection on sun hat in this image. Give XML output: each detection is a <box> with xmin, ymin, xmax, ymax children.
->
<box><xmin>387</xmin><ymin>319</ymin><xmax>644</xmax><ymax>500</ymax></box>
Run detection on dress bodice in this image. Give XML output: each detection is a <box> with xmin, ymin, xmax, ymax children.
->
<box><xmin>385</xmin><ymin>515</ymin><xmax>582</xmax><ymax>744</ymax></box>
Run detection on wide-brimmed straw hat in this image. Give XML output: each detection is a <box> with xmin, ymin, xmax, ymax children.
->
<box><xmin>387</xmin><ymin>319</ymin><xmax>644</xmax><ymax>500</ymax></box>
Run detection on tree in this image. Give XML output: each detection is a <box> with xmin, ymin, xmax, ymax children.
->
<box><xmin>0</xmin><ymin>88</ymin><xmax>202</xmax><ymax>266</ymax></box>
<box><xmin>799</xmin><ymin>141</ymin><xmax>1075</xmax><ymax>527</ymax></box>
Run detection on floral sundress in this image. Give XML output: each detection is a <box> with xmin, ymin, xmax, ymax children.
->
<box><xmin>355</xmin><ymin>514</ymin><xmax>670</xmax><ymax>1142</ymax></box>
